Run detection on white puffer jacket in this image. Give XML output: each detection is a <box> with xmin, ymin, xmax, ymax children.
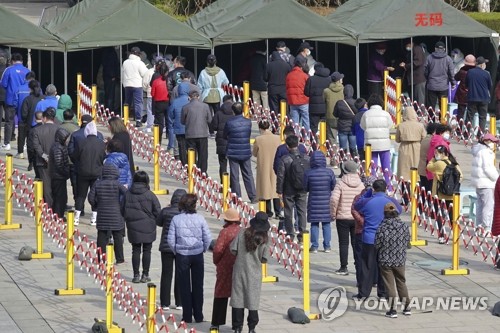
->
<box><xmin>122</xmin><ymin>54</ymin><xmax>148</xmax><ymax>88</ymax></box>
<box><xmin>360</xmin><ymin>105</ymin><xmax>393</xmax><ymax>152</ymax></box>
<box><xmin>471</xmin><ymin>143</ymin><xmax>499</xmax><ymax>189</ymax></box>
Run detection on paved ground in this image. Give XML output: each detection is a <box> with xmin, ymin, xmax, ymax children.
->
<box><xmin>0</xmin><ymin>121</ymin><xmax>499</xmax><ymax>333</ymax></box>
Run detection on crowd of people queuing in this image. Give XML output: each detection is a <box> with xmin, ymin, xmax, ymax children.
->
<box><xmin>1</xmin><ymin>38</ymin><xmax>500</xmax><ymax>331</ymax></box>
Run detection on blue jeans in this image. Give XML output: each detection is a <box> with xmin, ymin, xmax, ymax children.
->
<box><xmin>338</xmin><ymin>131</ymin><xmax>357</xmax><ymax>153</ymax></box>
<box><xmin>124</xmin><ymin>86</ymin><xmax>143</xmax><ymax>121</ymax></box>
<box><xmin>310</xmin><ymin>222</ymin><xmax>331</xmax><ymax>250</ymax></box>
<box><xmin>289</xmin><ymin>104</ymin><xmax>310</xmax><ymax>132</ymax></box>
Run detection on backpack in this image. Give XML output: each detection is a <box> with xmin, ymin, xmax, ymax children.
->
<box><xmin>289</xmin><ymin>153</ymin><xmax>310</xmax><ymax>191</ymax></box>
<box><xmin>438</xmin><ymin>160</ymin><xmax>460</xmax><ymax>196</ymax></box>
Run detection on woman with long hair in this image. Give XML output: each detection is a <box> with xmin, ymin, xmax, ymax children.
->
<box><xmin>108</xmin><ymin>116</ymin><xmax>135</xmax><ymax>175</ymax></box>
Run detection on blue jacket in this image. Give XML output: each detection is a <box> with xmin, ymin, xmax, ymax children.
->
<box><xmin>273</xmin><ymin>143</ymin><xmax>307</xmax><ymax>174</ymax></box>
<box><xmin>354</xmin><ymin>190</ymin><xmax>402</xmax><ymax>244</ymax></box>
<box><xmin>167</xmin><ymin>212</ymin><xmax>211</xmax><ymax>256</ymax></box>
<box><xmin>168</xmin><ymin>82</ymin><xmax>189</xmax><ymax>135</ymax></box>
<box><xmin>104</xmin><ymin>152</ymin><xmax>132</xmax><ymax>187</ymax></box>
<box><xmin>15</xmin><ymin>82</ymin><xmax>30</xmax><ymax>120</ymax></box>
<box><xmin>1</xmin><ymin>63</ymin><xmax>29</xmax><ymax>106</ymax></box>
<box><xmin>353</xmin><ymin>108</ymin><xmax>368</xmax><ymax>150</ymax></box>
<box><xmin>223</xmin><ymin>114</ymin><xmax>252</xmax><ymax>160</ymax></box>
<box><xmin>466</xmin><ymin>67</ymin><xmax>492</xmax><ymax>103</ymax></box>
<box><xmin>33</xmin><ymin>96</ymin><xmax>58</xmax><ymax>126</ymax></box>
<box><xmin>304</xmin><ymin>151</ymin><xmax>336</xmax><ymax>222</ymax></box>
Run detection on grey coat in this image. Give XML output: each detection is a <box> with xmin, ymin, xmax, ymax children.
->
<box><xmin>230</xmin><ymin>229</ymin><xmax>269</xmax><ymax>310</ymax></box>
<box><xmin>181</xmin><ymin>98</ymin><xmax>212</xmax><ymax>139</ymax></box>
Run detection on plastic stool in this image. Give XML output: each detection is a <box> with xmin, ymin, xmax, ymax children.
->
<box><xmin>459</xmin><ymin>189</ymin><xmax>476</xmax><ymax>216</ymax></box>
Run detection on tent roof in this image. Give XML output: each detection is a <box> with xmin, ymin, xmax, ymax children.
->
<box><xmin>43</xmin><ymin>0</ymin><xmax>211</xmax><ymax>51</ymax></box>
<box><xmin>323</xmin><ymin>0</ymin><xmax>497</xmax><ymax>43</ymax></box>
<box><xmin>210</xmin><ymin>0</ymin><xmax>353</xmax><ymax>46</ymax></box>
<box><xmin>0</xmin><ymin>5</ymin><xmax>62</xmax><ymax>51</ymax></box>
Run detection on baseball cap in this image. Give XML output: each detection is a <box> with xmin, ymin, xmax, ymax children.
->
<box><xmin>81</xmin><ymin>114</ymin><xmax>93</xmax><ymax>124</ymax></box>
<box><xmin>207</xmin><ymin>54</ymin><xmax>216</xmax><ymax>62</ymax></box>
<box><xmin>435</xmin><ymin>41</ymin><xmax>445</xmax><ymax>49</ymax></box>
<box><xmin>298</xmin><ymin>42</ymin><xmax>314</xmax><ymax>52</ymax></box>
<box><xmin>476</xmin><ymin>56</ymin><xmax>489</xmax><ymax>65</ymax></box>
<box><xmin>331</xmin><ymin>71</ymin><xmax>344</xmax><ymax>82</ymax></box>
<box><xmin>130</xmin><ymin>46</ymin><xmax>141</xmax><ymax>55</ymax></box>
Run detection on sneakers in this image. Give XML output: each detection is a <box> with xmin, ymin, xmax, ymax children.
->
<box><xmin>132</xmin><ymin>274</ymin><xmax>141</xmax><ymax>283</ymax></box>
<box><xmin>175</xmin><ymin>305</ymin><xmax>182</xmax><ymax>310</ymax></box>
<box><xmin>15</xmin><ymin>152</ymin><xmax>24</xmax><ymax>159</ymax></box>
<box><xmin>385</xmin><ymin>309</ymin><xmax>397</xmax><ymax>318</ymax></box>
<box><xmin>309</xmin><ymin>247</ymin><xmax>318</xmax><ymax>254</ymax></box>
<box><xmin>324</xmin><ymin>248</ymin><xmax>331</xmax><ymax>253</ymax></box>
<box><xmin>0</xmin><ymin>144</ymin><xmax>11</xmax><ymax>151</ymax></box>
<box><xmin>73</xmin><ymin>218</ymin><xmax>79</xmax><ymax>226</ymax></box>
<box><xmin>402</xmin><ymin>307</ymin><xmax>411</xmax><ymax>316</ymax></box>
<box><xmin>351</xmin><ymin>294</ymin><xmax>365</xmax><ymax>301</ymax></box>
<box><xmin>161</xmin><ymin>305</ymin><xmax>169</xmax><ymax>311</ymax></box>
<box><xmin>335</xmin><ymin>267</ymin><xmax>349</xmax><ymax>276</ymax></box>
<box><xmin>27</xmin><ymin>163</ymin><xmax>33</xmax><ymax>171</ymax></box>
<box><xmin>135</xmin><ymin>121</ymin><xmax>142</xmax><ymax>128</ymax></box>
<box><xmin>438</xmin><ymin>237</ymin><xmax>446</xmax><ymax>244</ymax></box>
<box><xmin>90</xmin><ymin>211</ymin><xmax>97</xmax><ymax>226</ymax></box>
<box><xmin>140</xmin><ymin>274</ymin><xmax>151</xmax><ymax>283</ymax></box>
<box><xmin>74</xmin><ymin>210</ymin><xmax>81</xmax><ymax>226</ymax></box>
<box><xmin>144</xmin><ymin>127</ymin><xmax>152</xmax><ymax>133</ymax></box>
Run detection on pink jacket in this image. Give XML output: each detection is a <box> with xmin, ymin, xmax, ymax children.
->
<box><xmin>330</xmin><ymin>173</ymin><xmax>365</xmax><ymax>220</ymax></box>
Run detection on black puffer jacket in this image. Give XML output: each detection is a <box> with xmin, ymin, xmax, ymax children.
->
<box><xmin>333</xmin><ymin>84</ymin><xmax>357</xmax><ymax>133</ymax></box>
<box><xmin>88</xmin><ymin>164</ymin><xmax>127</xmax><ymax>231</ymax></box>
<box><xmin>156</xmin><ymin>189</ymin><xmax>187</xmax><ymax>252</ymax></box>
<box><xmin>265</xmin><ymin>51</ymin><xmax>291</xmax><ymax>95</ymax></box>
<box><xmin>122</xmin><ymin>182</ymin><xmax>161</xmax><ymax>244</ymax></box>
<box><xmin>211</xmin><ymin>101</ymin><xmax>234</xmax><ymax>155</ymax></box>
<box><xmin>250</xmin><ymin>51</ymin><xmax>267</xmax><ymax>91</ymax></box>
<box><xmin>304</xmin><ymin>67</ymin><xmax>331</xmax><ymax>115</ymax></box>
<box><xmin>75</xmin><ymin>134</ymin><xmax>106</xmax><ymax>179</ymax></box>
<box><xmin>49</xmin><ymin>128</ymin><xmax>71</xmax><ymax>180</ymax></box>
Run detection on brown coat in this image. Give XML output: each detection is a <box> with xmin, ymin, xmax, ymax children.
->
<box><xmin>396</xmin><ymin>106</ymin><xmax>426</xmax><ymax>180</ymax></box>
<box><xmin>213</xmin><ymin>222</ymin><xmax>240</xmax><ymax>298</ymax></box>
<box><xmin>252</xmin><ymin>130</ymin><xmax>281</xmax><ymax>200</ymax></box>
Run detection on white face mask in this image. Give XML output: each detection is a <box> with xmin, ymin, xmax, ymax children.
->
<box><xmin>442</xmin><ymin>132</ymin><xmax>450</xmax><ymax>140</ymax></box>
<box><xmin>488</xmin><ymin>142</ymin><xmax>496</xmax><ymax>150</ymax></box>
<box><xmin>406</xmin><ymin>47</ymin><xmax>411</xmax><ymax>52</ymax></box>
<box><xmin>434</xmin><ymin>155</ymin><xmax>442</xmax><ymax>161</ymax></box>
<box><xmin>304</xmin><ymin>49</ymin><xmax>311</xmax><ymax>57</ymax></box>
<box><xmin>376</xmin><ymin>49</ymin><xmax>386</xmax><ymax>55</ymax></box>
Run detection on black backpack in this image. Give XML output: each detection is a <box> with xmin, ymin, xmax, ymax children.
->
<box><xmin>289</xmin><ymin>153</ymin><xmax>310</xmax><ymax>191</ymax></box>
<box><xmin>438</xmin><ymin>160</ymin><xmax>460</xmax><ymax>196</ymax></box>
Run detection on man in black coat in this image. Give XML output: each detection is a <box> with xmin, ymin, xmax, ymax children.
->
<box><xmin>304</xmin><ymin>63</ymin><xmax>331</xmax><ymax>134</ymax></box>
<box><xmin>266</xmin><ymin>51</ymin><xmax>291</xmax><ymax>114</ymax></box>
<box><xmin>210</xmin><ymin>95</ymin><xmax>234</xmax><ymax>182</ymax></box>
<box><xmin>250</xmin><ymin>47</ymin><xmax>269</xmax><ymax>110</ymax></box>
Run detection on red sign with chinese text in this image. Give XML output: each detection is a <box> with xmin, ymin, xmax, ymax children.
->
<box><xmin>415</xmin><ymin>12</ymin><xmax>443</xmax><ymax>27</ymax></box>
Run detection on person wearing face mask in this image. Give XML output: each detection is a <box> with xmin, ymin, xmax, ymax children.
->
<box><xmin>426</xmin><ymin>145</ymin><xmax>463</xmax><ymax>244</ymax></box>
<box><xmin>296</xmin><ymin>42</ymin><xmax>315</xmax><ymax>75</ymax></box>
<box><xmin>426</xmin><ymin>124</ymin><xmax>451</xmax><ymax>182</ymax></box>
<box><xmin>471</xmin><ymin>133</ymin><xmax>499</xmax><ymax>234</ymax></box>
<box><xmin>399</xmin><ymin>40</ymin><xmax>426</xmax><ymax>106</ymax></box>
<box><xmin>450</xmin><ymin>48</ymin><xmax>465</xmax><ymax>75</ymax></box>
<box><xmin>367</xmin><ymin>42</ymin><xmax>394</xmax><ymax>99</ymax></box>
<box><xmin>465</xmin><ymin>56</ymin><xmax>492</xmax><ymax>136</ymax></box>
<box><xmin>424</xmin><ymin>41</ymin><xmax>456</xmax><ymax>110</ymax></box>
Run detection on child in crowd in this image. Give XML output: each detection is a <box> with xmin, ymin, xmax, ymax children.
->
<box><xmin>104</xmin><ymin>138</ymin><xmax>132</xmax><ymax>188</ymax></box>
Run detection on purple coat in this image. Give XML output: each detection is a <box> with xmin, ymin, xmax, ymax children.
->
<box><xmin>367</xmin><ymin>51</ymin><xmax>387</xmax><ymax>82</ymax></box>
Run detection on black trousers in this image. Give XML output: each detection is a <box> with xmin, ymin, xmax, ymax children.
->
<box><xmin>131</xmin><ymin>243</ymin><xmax>152</xmax><ymax>276</ymax></box>
<box><xmin>154</xmin><ymin>101</ymin><xmax>168</xmax><ymax>145</ymax></box>
<box><xmin>104</xmin><ymin>78</ymin><xmax>117</xmax><ymax>112</ymax></box>
<box><xmin>69</xmin><ymin>165</ymin><xmax>77</xmax><ymax>204</ymax></box>
<box><xmin>353</xmin><ymin>234</ymin><xmax>363</xmax><ymax>287</ymax></box>
<box><xmin>268</xmin><ymin>92</ymin><xmax>287</xmax><ymax>114</ymax></box>
<box><xmin>426</xmin><ymin>89</ymin><xmax>447</xmax><ymax>110</ymax></box>
<box><xmin>467</xmin><ymin>101</ymin><xmax>488</xmax><ymax>135</ymax></box>
<box><xmin>336</xmin><ymin>219</ymin><xmax>355</xmax><ymax>268</ymax></box>
<box><xmin>37</xmin><ymin>166</ymin><xmax>53</xmax><ymax>208</ymax></box>
<box><xmin>217</xmin><ymin>153</ymin><xmax>228</xmax><ymax>183</ymax></box>
<box><xmin>176</xmin><ymin>135</ymin><xmax>187</xmax><ymax>167</ymax></box>
<box><xmin>51</xmin><ymin>178</ymin><xmax>68</xmax><ymax>219</ymax></box>
<box><xmin>97</xmin><ymin>229</ymin><xmax>125</xmax><ymax>263</ymax></box>
<box><xmin>265</xmin><ymin>198</ymin><xmax>281</xmax><ymax>218</ymax></box>
<box><xmin>359</xmin><ymin>243</ymin><xmax>386</xmax><ymax>298</ymax></box>
<box><xmin>211</xmin><ymin>297</ymin><xmax>229</xmax><ymax>327</ymax></box>
<box><xmin>3</xmin><ymin>105</ymin><xmax>15</xmax><ymax>145</ymax></box>
<box><xmin>186</xmin><ymin>137</ymin><xmax>208</xmax><ymax>174</ymax></box>
<box><xmin>176</xmin><ymin>253</ymin><xmax>204</xmax><ymax>323</ymax></box>
<box><xmin>207</xmin><ymin>103</ymin><xmax>219</xmax><ymax>134</ymax></box>
<box><xmin>309</xmin><ymin>114</ymin><xmax>324</xmax><ymax>135</ymax></box>
<box><xmin>232</xmin><ymin>308</ymin><xmax>259</xmax><ymax>331</ymax></box>
<box><xmin>367</xmin><ymin>81</ymin><xmax>383</xmax><ymax>100</ymax></box>
<box><xmin>17</xmin><ymin>123</ymin><xmax>29</xmax><ymax>154</ymax></box>
<box><xmin>160</xmin><ymin>252</ymin><xmax>181</xmax><ymax>307</ymax></box>
<box><xmin>75</xmin><ymin>176</ymin><xmax>97</xmax><ymax>212</ymax></box>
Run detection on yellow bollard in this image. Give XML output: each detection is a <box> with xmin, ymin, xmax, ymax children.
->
<box><xmin>187</xmin><ymin>149</ymin><xmax>195</xmax><ymax>194</ymax></box>
<box><xmin>383</xmin><ymin>70</ymin><xmax>389</xmax><ymax>111</ymax></box>
<box><xmin>491</xmin><ymin>115</ymin><xmax>497</xmax><ymax>165</ymax></box>
<box><xmin>147</xmin><ymin>283</ymin><xmax>156</xmax><ymax>333</ymax></box>
<box><xmin>364</xmin><ymin>144</ymin><xmax>372</xmax><ymax>176</ymax></box>
<box><xmin>100</xmin><ymin>244</ymin><xmax>124</xmax><ymax>333</ymax></box>
<box><xmin>222</xmin><ymin>173</ymin><xmax>230</xmax><ymax>212</ymax></box>
<box><xmin>243</xmin><ymin>81</ymin><xmax>250</xmax><ymax>118</ymax></box>
<box><xmin>55</xmin><ymin>210</ymin><xmax>85</xmax><ymax>296</ymax></box>
<box><xmin>409</xmin><ymin>168</ymin><xmax>427</xmax><ymax>247</ymax></box>
<box><xmin>280</xmin><ymin>99</ymin><xmax>287</xmax><ymax>143</ymax></box>
<box><xmin>302</xmin><ymin>232</ymin><xmax>320</xmax><ymax>320</ymax></box>
<box><xmin>395</xmin><ymin>78</ymin><xmax>402</xmax><ymax>125</ymax></box>
<box><xmin>76</xmin><ymin>73</ymin><xmax>82</xmax><ymax>124</ymax></box>
<box><xmin>152</xmin><ymin>125</ymin><xmax>168</xmax><ymax>195</ymax></box>
<box><xmin>319</xmin><ymin>120</ymin><xmax>327</xmax><ymax>153</ymax></box>
<box><xmin>123</xmin><ymin>104</ymin><xmax>129</xmax><ymax>126</ymax></box>
<box><xmin>31</xmin><ymin>179</ymin><xmax>53</xmax><ymax>259</ymax></box>
<box><xmin>0</xmin><ymin>154</ymin><xmax>21</xmax><ymax>230</ymax></box>
<box><xmin>258</xmin><ymin>200</ymin><xmax>278</xmax><ymax>283</ymax></box>
<box><xmin>441</xmin><ymin>193</ymin><xmax>470</xmax><ymax>276</ymax></box>
<box><xmin>91</xmin><ymin>84</ymin><xmax>97</xmax><ymax>119</ymax></box>
<box><xmin>440</xmin><ymin>96</ymin><xmax>448</xmax><ymax>125</ymax></box>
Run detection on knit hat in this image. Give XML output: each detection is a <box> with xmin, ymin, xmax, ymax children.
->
<box><xmin>250</xmin><ymin>212</ymin><xmax>271</xmax><ymax>233</ymax></box>
<box><xmin>222</xmin><ymin>208</ymin><xmax>240</xmax><ymax>222</ymax></box>
<box><xmin>341</xmin><ymin>160</ymin><xmax>358</xmax><ymax>174</ymax></box>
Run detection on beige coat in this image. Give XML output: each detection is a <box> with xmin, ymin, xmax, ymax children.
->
<box><xmin>330</xmin><ymin>173</ymin><xmax>365</xmax><ymax>220</ymax></box>
<box><xmin>395</xmin><ymin>106</ymin><xmax>426</xmax><ymax>180</ymax></box>
<box><xmin>252</xmin><ymin>131</ymin><xmax>281</xmax><ymax>200</ymax></box>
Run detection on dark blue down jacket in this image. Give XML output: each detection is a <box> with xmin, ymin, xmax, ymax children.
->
<box><xmin>223</xmin><ymin>114</ymin><xmax>252</xmax><ymax>160</ymax></box>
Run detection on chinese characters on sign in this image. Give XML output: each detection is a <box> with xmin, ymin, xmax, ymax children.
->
<box><xmin>415</xmin><ymin>13</ymin><xmax>443</xmax><ymax>27</ymax></box>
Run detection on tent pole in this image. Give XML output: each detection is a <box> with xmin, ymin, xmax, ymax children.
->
<box><xmin>157</xmin><ymin>44</ymin><xmax>160</xmax><ymax>57</ymax></box>
<box><xmin>335</xmin><ymin>43</ymin><xmax>338</xmax><ymax>71</ymax></box>
<box><xmin>356</xmin><ymin>43</ymin><xmax>360</xmax><ymax>98</ymax></box>
<box><xmin>178</xmin><ymin>46</ymin><xmax>181</xmax><ymax>56</ymax></box>
<box><xmin>51</xmin><ymin>51</ymin><xmax>54</xmax><ymax>84</ymax></box>
<box><xmin>230</xmin><ymin>44</ymin><xmax>233</xmax><ymax>83</ymax></box>
<box><xmin>38</xmin><ymin>50</ymin><xmax>42</xmax><ymax>84</ymax></box>
<box><xmin>315</xmin><ymin>41</ymin><xmax>319</xmax><ymax>62</ymax></box>
<box><xmin>266</xmin><ymin>39</ymin><xmax>269</xmax><ymax>64</ymax></box>
<box><xmin>411</xmin><ymin>37</ymin><xmax>414</xmax><ymax>103</ymax></box>
<box><xmin>64</xmin><ymin>50</ymin><xmax>67</xmax><ymax>94</ymax></box>
<box><xmin>120</xmin><ymin>45</ymin><xmax>123</xmax><ymax>115</ymax></box>
<box><xmin>91</xmin><ymin>49</ymin><xmax>94</xmax><ymax>84</ymax></box>
<box><xmin>194</xmin><ymin>48</ymin><xmax>198</xmax><ymax>78</ymax></box>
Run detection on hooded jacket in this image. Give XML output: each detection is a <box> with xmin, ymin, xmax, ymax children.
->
<box><xmin>471</xmin><ymin>143</ymin><xmax>498</xmax><ymax>189</ymax></box>
<box><xmin>88</xmin><ymin>164</ymin><xmax>127</xmax><ymax>231</ymax></box>
<box><xmin>360</xmin><ymin>104</ymin><xmax>393</xmax><ymax>152</ymax></box>
<box><xmin>157</xmin><ymin>189</ymin><xmax>187</xmax><ymax>252</ymax></box>
<box><xmin>375</xmin><ymin>216</ymin><xmax>410</xmax><ymax>267</ymax></box>
<box><xmin>123</xmin><ymin>181</ymin><xmax>161</xmax><ymax>244</ymax></box>
<box><xmin>286</xmin><ymin>66</ymin><xmax>309</xmax><ymax>105</ymax></box>
<box><xmin>424</xmin><ymin>50</ymin><xmax>456</xmax><ymax>91</ymax></box>
<box><xmin>265</xmin><ymin>51</ymin><xmax>291</xmax><ymax>96</ymax></box>
<box><xmin>224</xmin><ymin>114</ymin><xmax>252</xmax><ymax>160</ymax></box>
<box><xmin>304</xmin><ymin>151</ymin><xmax>336</xmax><ymax>222</ymax></box>
<box><xmin>198</xmin><ymin>65</ymin><xmax>229</xmax><ymax>103</ymax></box>
<box><xmin>323</xmin><ymin>81</ymin><xmax>344</xmax><ymax>121</ymax></box>
<box><xmin>330</xmin><ymin>173</ymin><xmax>364</xmax><ymax>221</ymax></box>
<box><xmin>304</xmin><ymin>67</ymin><xmax>331</xmax><ymax>115</ymax></box>
<box><xmin>122</xmin><ymin>53</ymin><xmax>148</xmax><ymax>88</ymax></box>
<box><xmin>1</xmin><ymin>62</ymin><xmax>29</xmax><ymax>106</ymax></box>
<box><xmin>211</xmin><ymin>100</ymin><xmax>234</xmax><ymax>155</ymax></box>
<box><xmin>74</xmin><ymin>131</ymin><xmax>106</xmax><ymax>179</ymax></box>
<box><xmin>353</xmin><ymin>107</ymin><xmax>368</xmax><ymax>150</ymax></box>
<box><xmin>104</xmin><ymin>152</ymin><xmax>132</xmax><ymax>187</ymax></box>
<box><xmin>55</xmin><ymin>94</ymin><xmax>74</xmax><ymax>124</ymax></box>
<box><xmin>395</xmin><ymin>106</ymin><xmax>426</xmax><ymax>180</ymax></box>
<box><xmin>426</xmin><ymin>134</ymin><xmax>450</xmax><ymax>180</ymax></box>
<box><xmin>49</xmin><ymin>128</ymin><xmax>71</xmax><ymax>180</ymax></box>
<box><xmin>333</xmin><ymin>85</ymin><xmax>357</xmax><ymax>133</ymax></box>
<box><xmin>168</xmin><ymin>82</ymin><xmax>189</xmax><ymax>135</ymax></box>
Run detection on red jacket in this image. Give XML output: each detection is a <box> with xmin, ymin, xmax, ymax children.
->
<box><xmin>151</xmin><ymin>77</ymin><xmax>169</xmax><ymax>102</ymax></box>
<box><xmin>492</xmin><ymin>178</ymin><xmax>500</xmax><ymax>236</ymax></box>
<box><xmin>212</xmin><ymin>222</ymin><xmax>240</xmax><ymax>298</ymax></box>
<box><xmin>286</xmin><ymin>66</ymin><xmax>309</xmax><ymax>105</ymax></box>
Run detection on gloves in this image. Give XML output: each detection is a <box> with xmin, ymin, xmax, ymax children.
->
<box><xmin>41</xmin><ymin>153</ymin><xmax>49</xmax><ymax>162</ymax></box>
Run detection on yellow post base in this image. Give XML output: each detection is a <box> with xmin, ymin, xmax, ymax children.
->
<box><xmin>262</xmin><ymin>276</ymin><xmax>279</xmax><ymax>283</ymax></box>
<box><xmin>55</xmin><ymin>288</ymin><xmax>86</xmax><ymax>296</ymax></box>
<box><xmin>32</xmin><ymin>252</ymin><xmax>54</xmax><ymax>259</ymax></box>
<box><xmin>441</xmin><ymin>268</ymin><xmax>470</xmax><ymax>276</ymax></box>
<box><xmin>99</xmin><ymin>322</ymin><xmax>124</xmax><ymax>333</ymax></box>
<box><xmin>152</xmin><ymin>189</ymin><xmax>168</xmax><ymax>195</ymax></box>
<box><xmin>308</xmin><ymin>313</ymin><xmax>321</xmax><ymax>320</ymax></box>
<box><xmin>410</xmin><ymin>240</ymin><xmax>428</xmax><ymax>247</ymax></box>
<box><xmin>0</xmin><ymin>223</ymin><xmax>21</xmax><ymax>230</ymax></box>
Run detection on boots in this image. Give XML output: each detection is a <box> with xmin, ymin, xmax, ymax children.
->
<box><xmin>74</xmin><ymin>210</ymin><xmax>81</xmax><ymax>226</ymax></box>
<box><xmin>90</xmin><ymin>211</ymin><xmax>97</xmax><ymax>226</ymax></box>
